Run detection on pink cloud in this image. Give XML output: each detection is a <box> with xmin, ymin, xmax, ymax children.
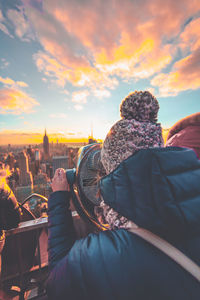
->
<box><xmin>18</xmin><ymin>0</ymin><xmax>200</xmax><ymax>94</ymax></box>
<box><xmin>151</xmin><ymin>49</ymin><xmax>200</xmax><ymax>96</ymax></box>
<box><xmin>0</xmin><ymin>10</ymin><xmax>13</xmax><ymax>38</ymax></box>
<box><xmin>6</xmin><ymin>7</ymin><xmax>34</xmax><ymax>41</ymax></box>
<box><xmin>180</xmin><ymin>18</ymin><xmax>200</xmax><ymax>52</ymax></box>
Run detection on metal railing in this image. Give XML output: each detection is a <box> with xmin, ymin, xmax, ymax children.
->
<box><xmin>1</xmin><ymin>217</ymin><xmax>48</xmax><ymax>300</ymax></box>
<box><xmin>0</xmin><ymin>192</ymin><xmax>95</xmax><ymax>299</ymax></box>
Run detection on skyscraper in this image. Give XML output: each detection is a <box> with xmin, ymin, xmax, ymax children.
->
<box><xmin>43</xmin><ymin>129</ymin><xmax>50</xmax><ymax>160</ymax></box>
<box><xmin>16</xmin><ymin>151</ymin><xmax>33</xmax><ymax>202</ymax></box>
<box><xmin>18</xmin><ymin>151</ymin><xmax>33</xmax><ymax>187</ymax></box>
<box><xmin>52</xmin><ymin>156</ymin><xmax>68</xmax><ymax>174</ymax></box>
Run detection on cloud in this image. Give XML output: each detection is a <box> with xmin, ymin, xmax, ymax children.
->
<box><xmin>0</xmin><ymin>58</ymin><xmax>10</xmax><ymax>69</ymax></box>
<box><xmin>0</xmin><ymin>76</ymin><xmax>28</xmax><ymax>88</ymax></box>
<box><xmin>93</xmin><ymin>89</ymin><xmax>111</xmax><ymax>99</ymax></box>
<box><xmin>151</xmin><ymin>16</ymin><xmax>200</xmax><ymax>97</ymax></box>
<box><xmin>0</xmin><ymin>88</ymin><xmax>39</xmax><ymax>114</ymax></box>
<box><xmin>151</xmin><ymin>49</ymin><xmax>200</xmax><ymax>96</ymax></box>
<box><xmin>33</xmin><ymin>51</ymin><xmax>69</xmax><ymax>87</ymax></box>
<box><xmin>49</xmin><ymin>113</ymin><xmax>68</xmax><ymax>119</ymax></box>
<box><xmin>0</xmin><ymin>10</ymin><xmax>13</xmax><ymax>38</ymax></box>
<box><xmin>0</xmin><ymin>77</ymin><xmax>15</xmax><ymax>86</ymax></box>
<box><xmin>0</xmin><ymin>22</ymin><xmax>12</xmax><ymax>37</ymax></box>
<box><xmin>2</xmin><ymin>0</ymin><xmax>200</xmax><ymax>96</ymax></box>
<box><xmin>33</xmin><ymin>51</ymin><xmax>118</xmax><ymax>89</ymax></box>
<box><xmin>180</xmin><ymin>17</ymin><xmax>200</xmax><ymax>53</ymax></box>
<box><xmin>62</xmin><ymin>89</ymin><xmax>69</xmax><ymax>95</ymax></box>
<box><xmin>6</xmin><ymin>7</ymin><xmax>34</xmax><ymax>41</ymax></box>
<box><xmin>74</xmin><ymin>104</ymin><xmax>83</xmax><ymax>111</ymax></box>
<box><xmin>72</xmin><ymin>90</ymin><xmax>89</xmax><ymax>103</ymax></box>
<box><xmin>71</xmin><ymin>90</ymin><xmax>89</xmax><ymax>110</ymax></box>
<box><xmin>25</xmin><ymin>0</ymin><xmax>200</xmax><ymax>94</ymax></box>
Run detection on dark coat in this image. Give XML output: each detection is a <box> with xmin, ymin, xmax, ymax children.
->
<box><xmin>0</xmin><ymin>188</ymin><xmax>21</xmax><ymax>241</ymax></box>
<box><xmin>47</xmin><ymin>147</ymin><xmax>200</xmax><ymax>300</ymax></box>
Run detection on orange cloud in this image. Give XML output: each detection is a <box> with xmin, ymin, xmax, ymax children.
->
<box><xmin>0</xmin><ymin>76</ymin><xmax>15</xmax><ymax>85</ymax></box>
<box><xmin>0</xmin><ymin>88</ymin><xmax>39</xmax><ymax>114</ymax></box>
<box><xmin>34</xmin><ymin>51</ymin><xmax>118</xmax><ymax>89</ymax></box>
<box><xmin>20</xmin><ymin>0</ymin><xmax>200</xmax><ymax>95</ymax></box>
<box><xmin>151</xmin><ymin>49</ymin><xmax>200</xmax><ymax>96</ymax></box>
<box><xmin>0</xmin><ymin>76</ymin><xmax>28</xmax><ymax>88</ymax></box>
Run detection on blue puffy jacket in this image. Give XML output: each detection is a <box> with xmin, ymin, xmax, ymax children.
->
<box><xmin>47</xmin><ymin>147</ymin><xmax>200</xmax><ymax>300</ymax></box>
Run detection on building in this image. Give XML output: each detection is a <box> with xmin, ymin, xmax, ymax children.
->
<box><xmin>43</xmin><ymin>129</ymin><xmax>50</xmax><ymax>161</ymax></box>
<box><xmin>35</xmin><ymin>149</ymin><xmax>40</xmax><ymax>161</ymax></box>
<box><xmin>52</xmin><ymin>156</ymin><xmax>68</xmax><ymax>174</ymax></box>
<box><xmin>34</xmin><ymin>171</ymin><xmax>48</xmax><ymax>185</ymax></box>
<box><xmin>15</xmin><ymin>185</ymin><xmax>33</xmax><ymax>203</ymax></box>
<box><xmin>6</xmin><ymin>153</ymin><xmax>15</xmax><ymax>170</ymax></box>
<box><xmin>18</xmin><ymin>151</ymin><xmax>33</xmax><ymax>187</ymax></box>
<box><xmin>34</xmin><ymin>148</ymin><xmax>41</xmax><ymax>175</ymax></box>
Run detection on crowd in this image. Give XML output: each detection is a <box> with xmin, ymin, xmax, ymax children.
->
<box><xmin>0</xmin><ymin>90</ymin><xmax>200</xmax><ymax>299</ymax></box>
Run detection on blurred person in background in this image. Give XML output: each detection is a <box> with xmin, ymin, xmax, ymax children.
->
<box><xmin>47</xmin><ymin>91</ymin><xmax>200</xmax><ymax>300</ymax></box>
<box><xmin>0</xmin><ymin>167</ymin><xmax>21</xmax><ymax>274</ymax></box>
<box><xmin>166</xmin><ymin>112</ymin><xmax>200</xmax><ymax>158</ymax></box>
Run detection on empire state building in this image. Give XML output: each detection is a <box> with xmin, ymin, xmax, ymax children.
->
<box><xmin>43</xmin><ymin>129</ymin><xmax>50</xmax><ymax>160</ymax></box>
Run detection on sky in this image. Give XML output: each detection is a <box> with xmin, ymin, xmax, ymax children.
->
<box><xmin>0</xmin><ymin>0</ymin><xmax>200</xmax><ymax>145</ymax></box>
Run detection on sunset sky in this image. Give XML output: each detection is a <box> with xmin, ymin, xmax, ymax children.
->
<box><xmin>0</xmin><ymin>0</ymin><xmax>200</xmax><ymax>144</ymax></box>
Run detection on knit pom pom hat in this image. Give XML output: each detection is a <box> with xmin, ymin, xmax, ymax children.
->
<box><xmin>101</xmin><ymin>91</ymin><xmax>164</xmax><ymax>174</ymax></box>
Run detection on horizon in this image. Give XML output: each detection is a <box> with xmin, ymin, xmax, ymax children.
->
<box><xmin>0</xmin><ymin>0</ymin><xmax>200</xmax><ymax>144</ymax></box>
<box><xmin>0</xmin><ymin>128</ymin><xmax>169</xmax><ymax>146</ymax></box>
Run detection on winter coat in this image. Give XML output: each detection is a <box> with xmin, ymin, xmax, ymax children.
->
<box><xmin>0</xmin><ymin>188</ymin><xmax>21</xmax><ymax>249</ymax></box>
<box><xmin>47</xmin><ymin>147</ymin><xmax>200</xmax><ymax>300</ymax></box>
<box><xmin>166</xmin><ymin>112</ymin><xmax>200</xmax><ymax>158</ymax></box>
<box><xmin>0</xmin><ymin>187</ymin><xmax>21</xmax><ymax>276</ymax></box>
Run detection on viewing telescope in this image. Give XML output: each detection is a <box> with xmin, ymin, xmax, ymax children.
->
<box><xmin>66</xmin><ymin>143</ymin><xmax>106</xmax><ymax>230</ymax></box>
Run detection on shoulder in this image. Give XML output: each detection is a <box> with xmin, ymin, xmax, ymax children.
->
<box><xmin>68</xmin><ymin>229</ymin><xmax>142</xmax><ymax>262</ymax></box>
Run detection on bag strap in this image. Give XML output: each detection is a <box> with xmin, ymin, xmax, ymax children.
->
<box><xmin>128</xmin><ymin>227</ymin><xmax>200</xmax><ymax>282</ymax></box>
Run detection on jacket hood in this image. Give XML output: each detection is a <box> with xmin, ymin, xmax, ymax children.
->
<box><xmin>100</xmin><ymin>147</ymin><xmax>200</xmax><ymax>240</ymax></box>
<box><xmin>167</xmin><ymin>112</ymin><xmax>200</xmax><ymax>142</ymax></box>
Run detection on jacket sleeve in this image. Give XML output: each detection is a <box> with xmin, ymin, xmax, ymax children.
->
<box><xmin>48</xmin><ymin>191</ymin><xmax>76</xmax><ymax>270</ymax></box>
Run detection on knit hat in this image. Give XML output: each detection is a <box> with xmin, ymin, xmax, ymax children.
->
<box><xmin>101</xmin><ymin>91</ymin><xmax>164</xmax><ymax>174</ymax></box>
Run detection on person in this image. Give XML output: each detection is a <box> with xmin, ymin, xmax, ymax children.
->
<box><xmin>0</xmin><ymin>169</ymin><xmax>21</xmax><ymax>274</ymax></box>
<box><xmin>47</xmin><ymin>91</ymin><xmax>200</xmax><ymax>300</ymax></box>
<box><xmin>165</xmin><ymin>112</ymin><xmax>200</xmax><ymax>158</ymax></box>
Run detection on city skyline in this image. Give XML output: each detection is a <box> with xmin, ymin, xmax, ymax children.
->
<box><xmin>0</xmin><ymin>0</ymin><xmax>200</xmax><ymax>144</ymax></box>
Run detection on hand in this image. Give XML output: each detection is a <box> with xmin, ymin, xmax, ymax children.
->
<box><xmin>51</xmin><ymin>168</ymin><xmax>70</xmax><ymax>192</ymax></box>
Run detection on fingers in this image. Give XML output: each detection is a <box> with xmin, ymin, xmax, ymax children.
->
<box><xmin>53</xmin><ymin>168</ymin><xmax>65</xmax><ymax>180</ymax></box>
<box><xmin>55</xmin><ymin>168</ymin><xmax>65</xmax><ymax>176</ymax></box>
<box><xmin>51</xmin><ymin>168</ymin><xmax>69</xmax><ymax>192</ymax></box>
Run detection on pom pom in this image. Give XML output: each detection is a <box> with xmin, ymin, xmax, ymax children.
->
<box><xmin>120</xmin><ymin>91</ymin><xmax>159</xmax><ymax>122</ymax></box>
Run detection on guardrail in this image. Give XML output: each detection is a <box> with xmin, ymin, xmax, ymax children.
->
<box><xmin>1</xmin><ymin>217</ymin><xmax>48</xmax><ymax>300</ymax></box>
<box><xmin>0</xmin><ymin>211</ymin><xmax>95</xmax><ymax>299</ymax></box>
<box><xmin>0</xmin><ymin>188</ymin><xmax>96</xmax><ymax>300</ymax></box>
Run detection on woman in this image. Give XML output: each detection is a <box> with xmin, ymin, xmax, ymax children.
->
<box><xmin>47</xmin><ymin>91</ymin><xmax>200</xmax><ymax>300</ymax></box>
<box><xmin>0</xmin><ymin>171</ymin><xmax>21</xmax><ymax>274</ymax></box>
<box><xmin>166</xmin><ymin>112</ymin><xmax>200</xmax><ymax>158</ymax></box>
